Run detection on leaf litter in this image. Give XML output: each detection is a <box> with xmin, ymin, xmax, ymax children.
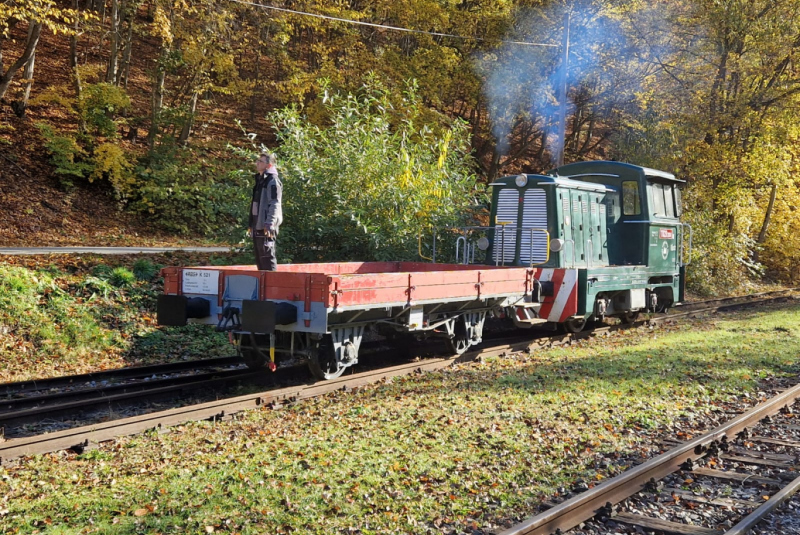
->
<box><xmin>1</xmin><ymin>299</ymin><xmax>799</xmax><ymax>534</ymax></box>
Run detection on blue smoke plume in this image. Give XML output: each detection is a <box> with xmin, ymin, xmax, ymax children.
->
<box><xmin>478</xmin><ymin>1</ymin><xmax>626</xmax><ymax>165</ymax></box>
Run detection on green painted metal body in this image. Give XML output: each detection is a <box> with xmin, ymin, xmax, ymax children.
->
<box><xmin>487</xmin><ymin>161</ymin><xmax>686</xmax><ymax>319</ymax></box>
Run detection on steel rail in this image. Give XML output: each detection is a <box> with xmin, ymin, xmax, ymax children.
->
<box><xmin>0</xmin><ymin>369</ymin><xmax>258</xmax><ymax>429</ymax></box>
<box><xmin>498</xmin><ymin>382</ymin><xmax>800</xmax><ymax>535</ymax></box>
<box><xmin>655</xmin><ymin>295</ymin><xmax>798</xmax><ymax>325</ymax></box>
<box><xmin>0</xmin><ymin>354</ymin><xmax>470</xmax><ymax>464</ymax></box>
<box><xmin>675</xmin><ymin>288</ymin><xmax>798</xmax><ymax>311</ymax></box>
<box><xmin>1</xmin><ymin>356</ymin><xmax>243</xmax><ymax>397</ymax></box>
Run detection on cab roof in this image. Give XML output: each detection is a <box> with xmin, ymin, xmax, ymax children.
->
<box><xmin>551</xmin><ymin>160</ymin><xmax>685</xmax><ymax>184</ymax></box>
<box><xmin>490</xmin><ymin>173</ymin><xmax>612</xmax><ymax>193</ymax></box>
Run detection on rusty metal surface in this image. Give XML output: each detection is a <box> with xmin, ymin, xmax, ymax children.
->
<box><xmin>0</xmin><ymin>354</ymin><xmax>464</xmax><ymax>465</ymax></box>
<box><xmin>498</xmin><ymin>382</ymin><xmax>800</xmax><ymax>535</ymax></box>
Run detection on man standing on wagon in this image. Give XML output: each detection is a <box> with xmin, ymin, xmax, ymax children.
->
<box><xmin>250</xmin><ymin>153</ymin><xmax>283</xmax><ymax>271</ymax></box>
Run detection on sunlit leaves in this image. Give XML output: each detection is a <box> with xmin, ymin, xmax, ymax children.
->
<box><xmin>267</xmin><ymin>77</ymin><xmax>481</xmax><ymax>262</ymax></box>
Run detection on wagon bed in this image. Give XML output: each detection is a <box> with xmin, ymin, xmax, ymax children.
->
<box><xmin>162</xmin><ymin>261</ymin><xmax>535</xmax><ymax>316</ymax></box>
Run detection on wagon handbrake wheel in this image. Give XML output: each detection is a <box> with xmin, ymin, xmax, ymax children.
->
<box><xmin>307</xmin><ymin>335</ymin><xmax>345</xmax><ymax>380</ymax></box>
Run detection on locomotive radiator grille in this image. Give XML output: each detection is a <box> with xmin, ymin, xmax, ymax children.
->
<box><xmin>493</xmin><ymin>189</ymin><xmax>519</xmax><ymax>263</ymax></box>
<box><xmin>519</xmin><ymin>189</ymin><xmax>548</xmax><ymax>265</ymax></box>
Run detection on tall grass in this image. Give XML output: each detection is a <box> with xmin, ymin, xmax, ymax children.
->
<box><xmin>0</xmin><ymin>266</ymin><xmax>119</xmax><ymax>368</ymax></box>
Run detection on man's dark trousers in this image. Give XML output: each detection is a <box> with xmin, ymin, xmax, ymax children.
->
<box><xmin>253</xmin><ymin>233</ymin><xmax>277</xmax><ymax>271</ymax></box>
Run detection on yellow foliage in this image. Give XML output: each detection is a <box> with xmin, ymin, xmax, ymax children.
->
<box><xmin>29</xmin><ymin>84</ymin><xmax>76</xmax><ymax>113</ymax></box>
<box><xmin>90</xmin><ymin>143</ymin><xmax>135</xmax><ymax>199</ymax></box>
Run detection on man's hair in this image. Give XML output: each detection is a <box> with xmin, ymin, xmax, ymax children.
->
<box><xmin>260</xmin><ymin>152</ymin><xmax>277</xmax><ymax>165</ymax></box>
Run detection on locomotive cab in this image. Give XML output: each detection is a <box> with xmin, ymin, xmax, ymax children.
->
<box><xmin>554</xmin><ymin>161</ymin><xmax>687</xmax><ymax>321</ymax></box>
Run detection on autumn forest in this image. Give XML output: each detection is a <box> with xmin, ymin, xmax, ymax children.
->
<box><xmin>2</xmin><ymin>0</ymin><xmax>800</xmax><ymax>294</ymax></box>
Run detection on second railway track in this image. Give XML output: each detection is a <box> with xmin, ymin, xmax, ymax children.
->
<box><xmin>500</xmin><ymin>383</ymin><xmax>800</xmax><ymax>535</ymax></box>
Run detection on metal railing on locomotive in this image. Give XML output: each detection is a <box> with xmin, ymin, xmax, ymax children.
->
<box><xmin>452</xmin><ymin>226</ymin><xmax>551</xmax><ymax>266</ymax></box>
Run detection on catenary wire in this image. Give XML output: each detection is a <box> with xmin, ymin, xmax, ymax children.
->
<box><xmin>225</xmin><ymin>0</ymin><xmax>557</xmax><ymax>48</ymax></box>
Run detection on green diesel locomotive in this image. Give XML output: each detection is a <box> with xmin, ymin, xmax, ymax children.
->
<box><xmin>478</xmin><ymin>160</ymin><xmax>688</xmax><ymax>332</ymax></box>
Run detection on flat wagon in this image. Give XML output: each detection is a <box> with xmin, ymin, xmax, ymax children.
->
<box><xmin>158</xmin><ymin>262</ymin><xmax>578</xmax><ymax>379</ymax></box>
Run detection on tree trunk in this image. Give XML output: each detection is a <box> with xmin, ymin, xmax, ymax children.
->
<box><xmin>753</xmin><ymin>183</ymin><xmax>778</xmax><ymax>263</ymax></box>
<box><xmin>70</xmin><ymin>2</ymin><xmax>86</xmax><ymax>134</ymax></box>
<box><xmin>178</xmin><ymin>91</ymin><xmax>198</xmax><ymax>145</ymax></box>
<box><xmin>0</xmin><ymin>22</ymin><xmax>43</xmax><ymax>101</ymax></box>
<box><xmin>117</xmin><ymin>15</ymin><xmax>133</xmax><ymax>88</ymax></box>
<box><xmin>486</xmin><ymin>145</ymin><xmax>502</xmax><ymax>183</ymax></box>
<box><xmin>12</xmin><ymin>50</ymin><xmax>35</xmax><ymax>116</ymax></box>
<box><xmin>106</xmin><ymin>0</ymin><xmax>120</xmax><ymax>83</ymax></box>
<box><xmin>148</xmin><ymin>60</ymin><xmax>166</xmax><ymax>151</ymax></box>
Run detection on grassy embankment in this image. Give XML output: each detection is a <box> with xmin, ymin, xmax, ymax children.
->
<box><xmin>1</xmin><ymin>265</ymin><xmax>798</xmax><ymax>534</ymax></box>
<box><xmin>0</xmin><ymin>254</ymin><xmax>247</xmax><ymax>383</ymax></box>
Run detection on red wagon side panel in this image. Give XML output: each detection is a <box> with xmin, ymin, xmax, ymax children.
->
<box><xmin>163</xmin><ymin>263</ymin><xmax>537</xmax><ymax>310</ymax></box>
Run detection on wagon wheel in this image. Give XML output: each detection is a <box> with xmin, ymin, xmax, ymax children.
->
<box><xmin>446</xmin><ymin>317</ymin><xmax>471</xmax><ymax>355</ymax></box>
<box><xmin>620</xmin><ymin>310</ymin><xmax>640</xmax><ymax>324</ymax></box>
<box><xmin>562</xmin><ymin>317</ymin><xmax>588</xmax><ymax>333</ymax></box>
<box><xmin>239</xmin><ymin>334</ymin><xmax>267</xmax><ymax>370</ymax></box>
<box><xmin>307</xmin><ymin>336</ymin><xmax>345</xmax><ymax>380</ymax></box>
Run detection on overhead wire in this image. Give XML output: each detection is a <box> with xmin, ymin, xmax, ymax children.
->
<box><xmin>225</xmin><ymin>0</ymin><xmax>557</xmax><ymax>48</ymax></box>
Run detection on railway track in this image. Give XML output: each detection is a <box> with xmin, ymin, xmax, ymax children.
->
<box><xmin>1</xmin><ymin>355</ymin><xmax>243</xmax><ymax>397</ymax></box>
<box><xmin>0</xmin><ymin>356</ymin><xmax>260</xmax><ymax>432</ymax></box>
<box><xmin>1</xmin><ymin>290</ymin><xmax>796</xmax><ymax>468</ymax></box>
<box><xmin>498</xmin><ymin>383</ymin><xmax>800</xmax><ymax>535</ymax></box>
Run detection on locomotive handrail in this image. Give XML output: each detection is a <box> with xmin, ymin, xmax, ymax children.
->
<box><xmin>523</xmin><ymin>227</ymin><xmax>550</xmax><ymax>267</ymax></box>
<box><xmin>418</xmin><ymin>234</ymin><xmax>433</xmax><ymax>262</ymax></box>
<box><xmin>455</xmin><ymin>236</ymin><xmax>474</xmax><ymax>265</ymax></box>
<box><xmin>450</xmin><ymin>225</ymin><xmax>550</xmax><ymax>267</ymax></box>
<box><xmin>418</xmin><ymin>230</ymin><xmax>438</xmax><ymax>262</ymax></box>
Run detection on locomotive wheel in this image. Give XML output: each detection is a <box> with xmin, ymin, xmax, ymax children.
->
<box><xmin>446</xmin><ymin>317</ymin><xmax>471</xmax><ymax>355</ymax></box>
<box><xmin>307</xmin><ymin>336</ymin><xmax>345</xmax><ymax>380</ymax></box>
<box><xmin>562</xmin><ymin>317</ymin><xmax>587</xmax><ymax>333</ymax></box>
<box><xmin>239</xmin><ymin>335</ymin><xmax>267</xmax><ymax>370</ymax></box>
<box><xmin>620</xmin><ymin>311</ymin><xmax>640</xmax><ymax>324</ymax></box>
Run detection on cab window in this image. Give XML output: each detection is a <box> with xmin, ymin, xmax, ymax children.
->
<box><xmin>675</xmin><ymin>187</ymin><xmax>683</xmax><ymax>217</ymax></box>
<box><xmin>622</xmin><ymin>181</ymin><xmax>641</xmax><ymax>215</ymax></box>
<box><xmin>663</xmin><ymin>184</ymin><xmax>675</xmax><ymax>218</ymax></box>
<box><xmin>650</xmin><ymin>183</ymin><xmax>666</xmax><ymax>217</ymax></box>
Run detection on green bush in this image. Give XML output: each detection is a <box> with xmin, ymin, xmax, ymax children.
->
<box><xmin>36</xmin><ymin>123</ymin><xmax>93</xmax><ymax>189</ymax></box>
<box><xmin>131</xmin><ymin>146</ymin><xmax>250</xmax><ymax>236</ymax></box>
<box><xmin>89</xmin><ymin>142</ymin><xmax>135</xmax><ymax>198</ymax></box>
<box><xmin>132</xmin><ymin>258</ymin><xmax>159</xmax><ymax>280</ymax></box>
<box><xmin>35</xmin><ymin>82</ymin><xmax>133</xmax><ymax>196</ymax></box>
<box><xmin>92</xmin><ymin>264</ymin><xmax>113</xmax><ymax>278</ymax></box>
<box><xmin>109</xmin><ymin>267</ymin><xmax>136</xmax><ymax>287</ymax></box>
<box><xmin>263</xmin><ymin>78</ymin><xmax>481</xmax><ymax>262</ymax></box>
<box><xmin>682</xmin><ymin>209</ymin><xmax>753</xmax><ymax>296</ymax></box>
<box><xmin>79</xmin><ymin>82</ymin><xmax>131</xmax><ymax>138</ymax></box>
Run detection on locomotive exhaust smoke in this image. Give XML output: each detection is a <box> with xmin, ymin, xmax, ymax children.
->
<box><xmin>478</xmin><ymin>1</ymin><xmax>627</xmax><ymax>166</ymax></box>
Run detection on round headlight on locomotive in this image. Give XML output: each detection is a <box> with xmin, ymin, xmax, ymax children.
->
<box><xmin>515</xmin><ymin>174</ymin><xmax>528</xmax><ymax>188</ymax></box>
